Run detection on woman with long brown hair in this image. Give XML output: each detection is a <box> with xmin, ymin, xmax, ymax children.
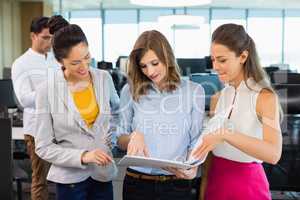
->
<box><xmin>117</xmin><ymin>30</ymin><xmax>205</xmax><ymax>200</ymax></box>
<box><xmin>193</xmin><ymin>23</ymin><xmax>282</xmax><ymax>200</ymax></box>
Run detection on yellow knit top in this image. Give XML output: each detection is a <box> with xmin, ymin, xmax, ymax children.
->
<box><xmin>71</xmin><ymin>84</ymin><xmax>99</xmax><ymax>128</ymax></box>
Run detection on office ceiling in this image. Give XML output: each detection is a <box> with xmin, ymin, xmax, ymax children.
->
<box><xmin>19</xmin><ymin>0</ymin><xmax>300</xmax><ymax>10</ymax></box>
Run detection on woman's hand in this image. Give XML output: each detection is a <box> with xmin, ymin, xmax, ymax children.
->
<box><xmin>81</xmin><ymin>149</ymin><xmax>113</xmax><ymax>166</ymax></box>
<box><xmin>192</xmin><ymin>128</ymin><xmax>228</xmax><ymax>160</ymax></box>
<box><xmin>163</xmin><ymin>166</ymin><xmax>198</xmax><ymax>180</ymax></box>
<box><xmin>127</xmin><ymin>131</ymin><xmax>150</xmax><ymax>157</ymax></box>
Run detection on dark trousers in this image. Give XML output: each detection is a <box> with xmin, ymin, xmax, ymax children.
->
<box><xmin>56</xmin><ymin>177</ymin><xmax>113</xmax><ymax>200</ymax></box>
<box><xmin>123</xmin><ymin>169</ymin><xmax>201</xmax><ymax>200</ymax></box>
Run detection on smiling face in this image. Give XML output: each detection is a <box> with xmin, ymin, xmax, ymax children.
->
<box><xmin>61</xmin><ymin>42</ymin><xmax>91</xmax><ymax>82</ymax></box>
<box><xmin>211</xmin><ymin>42</ymin><xmax>248</xmax><ymax>86</ymax></box>
<box><xmin>139</xmin><ymin>49</ymin><xmax>167</xmax><ymax>88</ymax></box>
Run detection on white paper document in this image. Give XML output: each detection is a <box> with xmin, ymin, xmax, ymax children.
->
<box><xmin>118</xmin><ymin>155</ymin><xmax>204</xmax><ymax>170</ymax></box>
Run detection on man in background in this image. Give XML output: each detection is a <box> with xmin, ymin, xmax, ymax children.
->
<box><xmin>11</xmin><ymin>16</ymin><xmax>53</xmax><ymax>200</ymax></box>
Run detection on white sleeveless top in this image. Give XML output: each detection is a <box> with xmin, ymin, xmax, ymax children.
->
<box><xmin>212</xmin><ymin>78</ymin><xmax>264</xmax><ymax>163</ymax></box>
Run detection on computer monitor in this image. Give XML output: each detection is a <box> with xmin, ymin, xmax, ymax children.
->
<box><xmin>190</xmin><ymin>73</ymin><xmax>223</xmax><ymax>111</ymax></box>
<box><xmin>273</xmin><ymin>72</ymin><xmax>300</xmax><ymax>84</ymax></box>
<box><xmin>287</xmin><ymin>73</ymin><xmax>300</xmax><ymax>84</ymax></box>
<box><xmin>0</xmin><ymin>79</ymin><xmax>18</xmax><ymax>108</ymax></box>
<box><xmin>2</xmin><ymin>67</ymin><xmax>11</xmax><ymax>79</ymax></box>
<box><xmin>264</xmin><ymin>66</ymin><xmax>280</xmax><ymax>83</ymax></box>
<box><xmin>204</xmin><ymin>56</ymin><xmax>213</xmax><ymax>70</ymax></box>
<box><xmin>273</xmin><ymin>84</ymin><xmax>300</xmax><ymax>115</ymax></box>
<box><xmin>176</xmin><ymin>58</ymin><xmax>207</xmax><ymax>76</ymax></box>
<box><xmin>116</xmin><ymin>56</ymin><xmax>129</xmax><ymax>73</ymax></box>
<box><xmin>97</xmin><ymin>61</ymin><xmax>113</xmax><ymax>70</ymax></box>
<box><xmin>264</xmin><ymin>66</ymin><xmax>279</xmax><ymax>74</ymax></box>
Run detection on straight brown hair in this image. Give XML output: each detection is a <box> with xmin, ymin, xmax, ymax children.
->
<box><xmin>212</xmin><ymin>23</ymin><xmax>283</xmax><ymax>120</ymax></box>
<box><xmin>128</xmin><ymin>30</ymin><xmax>181</xmax><ymax>101</ymax></box>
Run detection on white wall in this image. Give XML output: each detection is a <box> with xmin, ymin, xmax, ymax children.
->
<box><xmin>0</xmin><ymin>0</ymin><xmax>22</xmax><ymax>78</ymax></box>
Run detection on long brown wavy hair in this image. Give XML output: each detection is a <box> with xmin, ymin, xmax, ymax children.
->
<box><xmin>128</xmin><ymin>30</ymin><xmax>181</xmax><ymax>101</ymax></box>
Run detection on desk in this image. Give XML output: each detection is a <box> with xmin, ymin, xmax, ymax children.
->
<box><xmin>12</xmin><ymin>127</ymin><xmax>24</xmax><ymax>140</ymax></box>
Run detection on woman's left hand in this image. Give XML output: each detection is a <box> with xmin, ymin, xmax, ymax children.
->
<box><xmin>192</xmin><ymin>128</ymin><xmax>228</xmax><ymax>160</ymax></box>
<box><xmin>163</xmin><ymin>166</ymin><xmax>198</xmax><ymax>180</ymax></box>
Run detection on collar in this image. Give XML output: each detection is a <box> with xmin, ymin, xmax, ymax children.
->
<box><xmin>227</xmin><ymin>77</ymin><xmax>257</xmax><ymax>92</ymax></box>
<box><xmin>28</xmin><ymin>48</ymin><xmax>47</xmax><ymax>60</ymax></box>
<box><xmin>149</xmin><ymin>79</ymin><xmax>183</xmax><ymax>94</ymax></box>
<box><xmin>150</xmin><ymin>82</ymin><xmax>164</xmax><ymax>94</ymax></box>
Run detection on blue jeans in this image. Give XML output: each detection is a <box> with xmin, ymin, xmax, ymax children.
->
<box><xmin>56</xmin><ymin>177</ymin><xmax>113</xmax><ymax>200</ymax></box>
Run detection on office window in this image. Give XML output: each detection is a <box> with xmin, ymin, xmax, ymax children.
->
<box><xmin>139</xmin><ymin>9</ymin><xmax>174</xmax><ymax>47</ymax></box>
<box><xmin>104</xmin><ymin>10</ymin><xmax>138</xmax><ymax>63</ymax></box>
<box><xmin>211</xmin><ymin>9</ymin><xmax>246</xmax><ymax>33</ymax></box>
<box><xmin>173</xmin><ymin>9</ymin><xmax>210</xmax><ymax>58</ymax></box>
<box><xmin>69</xmin><ymin>10</ymin><xmax>102</xmax><ymax>61</ymax></box>
<box><xmin>247</xmin><ymin>10</ymin><xmax>283</xmax><ymax>66</ymax></box>
<box><xmin>284</xmin><ymin>10</ymin><xmax>300</xmax><ymax>71</ymax></box>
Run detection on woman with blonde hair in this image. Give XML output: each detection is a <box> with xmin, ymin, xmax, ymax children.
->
<box><xmin>117</xmin><ymin>30</ymin><xmax>205</xmax><ymax>200</ymax></box>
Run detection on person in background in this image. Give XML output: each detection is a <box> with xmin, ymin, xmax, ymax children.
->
<box><xmin>117</xmin><ymin>30</ymin><xmax>205</xmax><ymax>200</ymax></box>
<box><xmin>192</xmin><ymin>23</ymin><xmax>282</xmax><ymax>200</ymax></box>
<box><xmin>11</xmin><ymin>16</ymin><xmax>52</xmax><ymax>200</ymax></box>
<box><xmin>35</xmin><ymin>24</ymin><xmax>119</xmax><ymax>200</ymax></box>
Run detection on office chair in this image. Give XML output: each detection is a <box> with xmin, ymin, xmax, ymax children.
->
<box><xmin>177</xmin><ymin>58</ymin><xmax>207</xmax><ymax>76</ymax></box>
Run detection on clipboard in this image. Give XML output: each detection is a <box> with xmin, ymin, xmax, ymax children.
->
<box><xmin>118</xmin><ymin>155</ymin><xmax>203</xmax><ymax>170</ymax></box>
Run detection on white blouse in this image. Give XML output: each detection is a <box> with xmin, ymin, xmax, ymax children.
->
<box><xmin>212</xmin><ymin>78</ymin><xmax>264</xmax><ymax>163</ymax></box>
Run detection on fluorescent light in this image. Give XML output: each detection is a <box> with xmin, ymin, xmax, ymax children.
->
<box><xmin>158</xmin><ymin>15</ymin><xmax>205</xmax><ymax>29</ymax></box>
<box><xmin>130</xmin><ymin>0</ymin><xmax>211</xmax><ymax>7</ymax></box>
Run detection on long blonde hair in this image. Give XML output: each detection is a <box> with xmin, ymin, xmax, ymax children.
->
<box><xmin>128</xmin><ymin>30</ymin><xmax>181</xmax><ymax>101</ymax></box>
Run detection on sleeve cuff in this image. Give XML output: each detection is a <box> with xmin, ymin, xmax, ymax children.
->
<box><xmin>78</xmin><ymin>149</ymin><xmax>88</xmax><ymax>169</ymax></box>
